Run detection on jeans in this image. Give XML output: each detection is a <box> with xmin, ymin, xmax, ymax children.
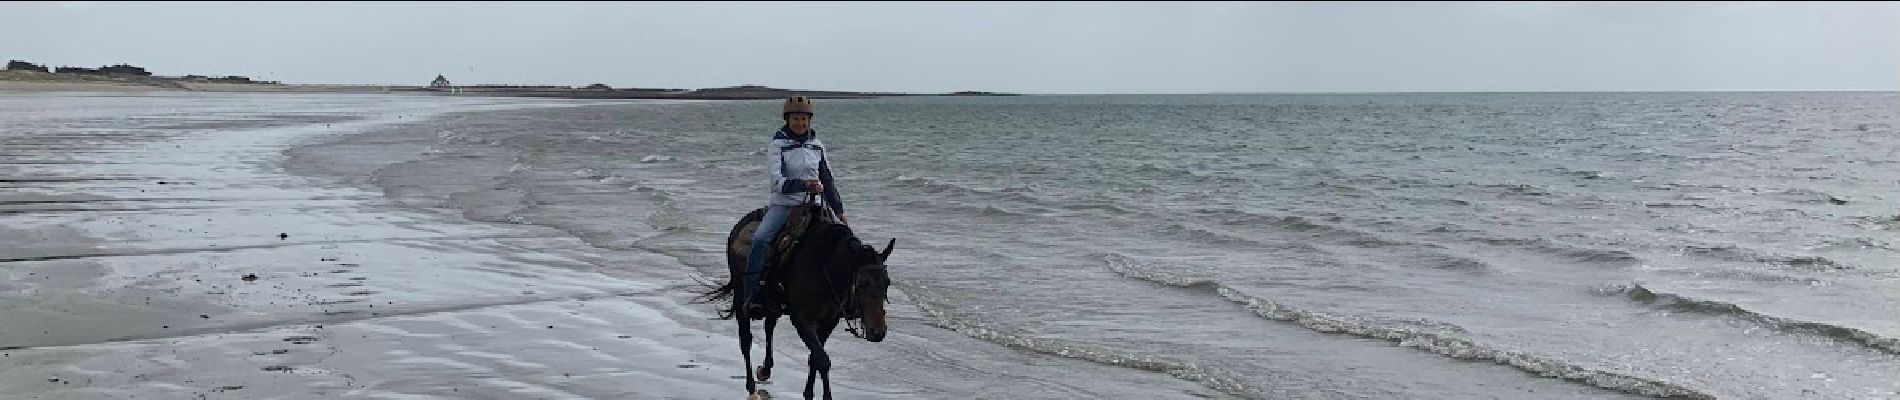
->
<box><xmin>743</xmin><ymin>205</ymin><xmax>793</xmax><ymax>302</ymax></box>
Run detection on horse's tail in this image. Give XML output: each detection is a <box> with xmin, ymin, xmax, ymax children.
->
<box><xmin>693</xmin><ymin>276</ymin><xmax>738</xmax><ymax>320</ymax></box>
<box><xmin>691</xmin><ymin>207</ymin><xmax>768</xmax><ymax>320</ymax></box>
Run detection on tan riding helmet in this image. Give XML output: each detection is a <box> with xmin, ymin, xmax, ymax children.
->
<box><xmin>783</xmin><ymin>96</ymin><xmax>813</xmax><ymax>119</ymax></box>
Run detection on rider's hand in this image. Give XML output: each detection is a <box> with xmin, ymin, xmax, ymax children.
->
<box><xmin>806</xmin><ymin>180</ymin><xmax>824</xmax><ymax>194</ymax></box>
<box><xmin>838</xmin><ymin>213</ymin><xmax>849</xmax><ymax>225</ymax></box>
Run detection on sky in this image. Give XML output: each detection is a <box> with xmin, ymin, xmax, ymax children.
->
<box><xmin>3</xmin><ymin>1</ymin><xmax>1896</xmax><ymax>94</ymax></box>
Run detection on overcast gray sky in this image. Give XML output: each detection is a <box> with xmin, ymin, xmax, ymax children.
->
<box><xmin>3</xmin><ymin>1</ymin><xmax>1896</xmax><ymax>93</ymax></box>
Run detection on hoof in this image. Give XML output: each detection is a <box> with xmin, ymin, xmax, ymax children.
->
<box><xmin>747</xmin><ymin>393</ymin><xmax>764</xmax><ymax>400</ymax></box>
<box><xmin>756</xmin><ymin>366</ymin><xmax>772</xmax><ymax>382</ymax></box>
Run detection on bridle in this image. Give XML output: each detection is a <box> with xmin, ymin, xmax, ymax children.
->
<box><xmin>804</xmin><ymin>193</ymin><xmax>883</xmax><ymax>340</ymax></box>
<box><xmin>822</xmin><ymin>248</ymin><xmax>884</xmax><ymax>340</ymax></box>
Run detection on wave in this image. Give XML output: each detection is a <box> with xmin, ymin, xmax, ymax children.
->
<box><xmin>1308</xmin><ymin>181</ymin><xmax>1372</xmax><ymax>197</ymax></box>
<box><xmin>1641</xmin><ymin>268</ymin><xmax>1829</xmax><ymax>285</ymax></box>
<box><xmin>894</xmin><ymin>199</ymin><xmax>1043</xmax><ymax>219</ymax></box>
<box><xmin>1056</xmin><ymin>200</ymin><xmax>1139</xmax><ymax>216</ymax></box>
<box><xmin>436</xmin><ymin>129</ymin><xmax>502</xmax><ymax>146</ymax></box>
<box><xmin>1121</xmin><ymin>161</ymin><xmax>1257</xmax><ymax>185</ymax></box>
<box><xmin>1199</xmin><ymin>212</ymin><xmax>1380</xmax><ymax>246</ymax></box>
<box><xmin>1157</xmin><ymin>223</ymin><xmax>1273</xmax><ymax>248</ymax></box>
<box><xmin>897</xmin><ymin>282</ymin><xmax>1269</xmax><ymax>399</ymax></box>
<box><xmin>1480</xmin><ymin>183</ymin><xmax>1555</xmax><ymax>197</ymax></box>
<box><xmin>1466</xmin><ymin>236</ymin><xmax>1642</xmax><ymax>266</ymax></box>
<box><xmin>1183</xmin><ymin>209</ymin><xmax>1510</xmax><ymax>271</ymax></box>
<box><xmin>1674</xmin><ymin>244</ymin><xmax>1849</xmax><ymax>270</ymax></box>
<box><xmin>1813</xmin><ymin>236</ymin><xmax>1898</xmax><ymax>252</ymax></box>
<box><xmin>889</xmin><ymin>174</ymin><xmax>1044</xmax><ymax>205</ymax></box>
<box><xmin>1102</xmin><ymin>254</ymin><xmax>1717</xmax><ymax>399</ymax></box>
<box><xmin>1551</xmin><ymin>167</ymin><xmax>1614</xmax><ymax>180</ymax></box>
<box><xmin>570</xmin><ymin>168</ymin><xmax>605</xmax><ymax>180</ymax></box>
<box><xmin>1860</xmin><ymin>215</ymin><xmax>1900</xmax><ymax>231</ymax></box>
<box><xmin>1422</xmin><ymin>255</ymin><xmax>1492</xmax><ymax>272</ymax></box>
<box><xmin>644</xmin><ymin>197</ymin><xmax>694</xmax><ymax>232</ymax></box>
<box><xmin>1187</xmin><ymin>209</ymin><xmax>1356</xmax><ymax>237</ymax></box>
<box><xmin>1598</xmin><ymin>283</ymin><xmax>1900</xmax><ymax>355</ymax></box>
<box><xmin>1768</xmin><ymin>188</ymin><xmax>1852</xmax><ymax>205</ymax></box>
<box><xmin>1340</xmin><ymin>174</ymin><xmax>1446</xmax><ymax>189</ymax></box>
<box><xmin>1643</xmin><ymin>202</ymin><xmax>1708</xmax><ymax>209</ymax></box>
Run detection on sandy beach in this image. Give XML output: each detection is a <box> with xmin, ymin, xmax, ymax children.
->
<box><xmin>0</xmin><ymin>92</ymin><xmax>1224</xmax><ymax>399</ymax></box>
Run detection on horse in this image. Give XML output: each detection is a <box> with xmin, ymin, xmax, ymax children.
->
<box><xmin>702</xmin><ymin>204</ymin><xmax>894</xmax><ymax>400</ymax></box>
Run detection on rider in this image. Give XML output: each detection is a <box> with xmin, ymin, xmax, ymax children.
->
<box><xmin>743</xmin><ymin>96</ymin><xmax>848</xmax><ymax>309</ymax></box>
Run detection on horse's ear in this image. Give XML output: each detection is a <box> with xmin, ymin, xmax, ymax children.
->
<box><xmin>880</xmin><ymin>238</ymin><xmax>896</xmax><ymax>261</ymax></box>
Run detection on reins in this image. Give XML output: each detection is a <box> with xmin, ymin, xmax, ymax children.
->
<box><xmin>804</xmin><ymin>193</ymin><xmax>870</xmax><ymax>340</ymax></box>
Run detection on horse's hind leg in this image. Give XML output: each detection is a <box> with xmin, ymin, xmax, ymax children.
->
<box><xmin>759</xmin><ymin>312</ymin><xmax>779</xmax><ymax>382</ymax></box>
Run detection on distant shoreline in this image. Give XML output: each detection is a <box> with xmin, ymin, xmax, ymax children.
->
<box><xmin>0</xmin><ymin>70</ymin><xmax>1018</xmax><ymax>99</ymax></box>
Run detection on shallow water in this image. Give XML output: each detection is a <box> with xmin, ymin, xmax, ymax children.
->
<box><xmin>350</xmin><ymin>92</ymin><xmax>1900</xmax><ymax>399</ymax></box>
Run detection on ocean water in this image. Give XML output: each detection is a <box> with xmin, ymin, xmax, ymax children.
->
<box><xmin>333</xmin><ymin>92</ymin><xmax>1897</xmax><ymax>399</ymax></box>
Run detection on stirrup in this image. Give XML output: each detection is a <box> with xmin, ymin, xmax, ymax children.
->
<box><xmin>742</xmin><ymin>294</ymin><xmax>770</xmax><ymax>317</ymax></box>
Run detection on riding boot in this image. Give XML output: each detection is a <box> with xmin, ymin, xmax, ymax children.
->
<box><xmin>741</xmin><ymin>271</ymin><xmax>767</xmax><ymax>317</ymax></box>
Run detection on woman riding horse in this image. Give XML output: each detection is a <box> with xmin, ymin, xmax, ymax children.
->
<box><xmin>705</xmin><ymin>96</ymin><xmax>894</xmax><ymax>400</ymax></box>
<box><xmin>745</xmin><ymin>96</ymin><xmax>847</xmax><ymax>308</ymax></box>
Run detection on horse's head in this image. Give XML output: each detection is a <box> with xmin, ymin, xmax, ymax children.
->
<box><xmin>851</xmin><ymin>238</ymin><xmax>895</xmax><ymax>342</ymax></box>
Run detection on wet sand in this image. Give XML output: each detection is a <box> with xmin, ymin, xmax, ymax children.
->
<box><xmin>0</xmin><ymin>93</ymin><xmax>746</xmax><ymax>398</ymax></box>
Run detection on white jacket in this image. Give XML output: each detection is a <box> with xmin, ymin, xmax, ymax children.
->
<box><xmin>765</xmin><ymin>127</ymin><xmax>845</xmax><ymax>215</ymax></box>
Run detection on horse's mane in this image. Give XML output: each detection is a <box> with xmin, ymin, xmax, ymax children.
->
<box><xmin>804</xmin><ymin>222</ymin><xmax>865</xmax><ymax>263</ymax></box>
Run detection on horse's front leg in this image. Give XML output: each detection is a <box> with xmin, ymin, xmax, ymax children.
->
<box><xmin>759</xmin><ymin>311</ymin><xmax>780</xmax><ymax>382</ymax></box>
<box><xmin>817</xmin><ymin>318</ymin><xmax>839</xmax><ymax>400</ymax></box>
<box><xmin>790</xmin><ymin>317</ymin><xmax>830</xmax><ymax>400</ymax></box>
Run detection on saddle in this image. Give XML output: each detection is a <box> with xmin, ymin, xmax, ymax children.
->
<box><xmin>731</xmin><ymin>203</ymin><xmax>836</xmax><ymax>314</ymax></box>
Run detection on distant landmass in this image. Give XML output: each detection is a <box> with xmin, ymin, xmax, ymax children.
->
<box><xmin>411</xmin><ymin>83</ymin><xmax>1019</xmax><ymax>100</ymax></box>
<box><xmin>0</xmin><ymin>60</ymin><xmax>1018</xmax><ymax>98</ymax></box>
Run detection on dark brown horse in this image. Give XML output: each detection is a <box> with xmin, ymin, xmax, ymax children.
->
<box><xmin>704</xmin><ymin>205</ymin><xmax>893</xmax><ymax>400</ymax></box>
